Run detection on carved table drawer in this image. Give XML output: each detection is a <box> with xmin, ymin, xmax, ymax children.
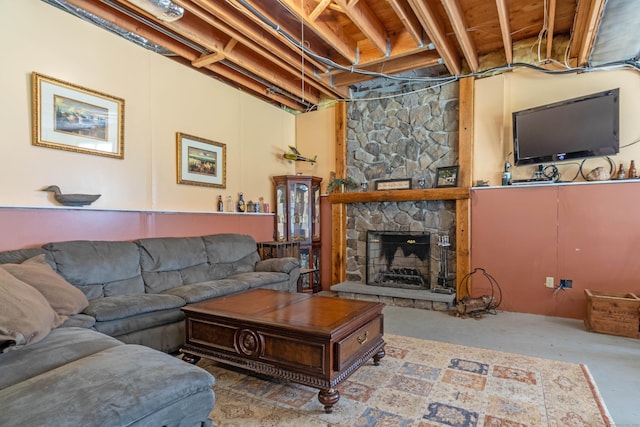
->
<box><xmin>335</xmin><ymin>314</ymin><xmax>383</xmax><ymax>371</ymax></box>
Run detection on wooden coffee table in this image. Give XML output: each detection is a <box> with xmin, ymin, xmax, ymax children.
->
<box><xmin>181</xmin><ymin>288</ymin><xmax>385</xmax><ymax>413</ymax></box>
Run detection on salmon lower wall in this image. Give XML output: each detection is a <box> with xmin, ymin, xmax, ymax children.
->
<box><xmin>0</xmin><ymin>207</ymin><xmax>274</xmax><ymax>251</ymax></box>
<box><xmin>470</xmin><ymin>181</ymin><xmax>640</xmax><ymax>319</ymax></box>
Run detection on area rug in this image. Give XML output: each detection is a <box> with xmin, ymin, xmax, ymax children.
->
<box><xmin>197</xmin><ymin>334</ymin><xmax>613</xmax><ymax>426</ymax></box>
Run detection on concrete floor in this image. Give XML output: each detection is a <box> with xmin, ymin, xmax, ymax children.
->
<box><xmin>383</xmin><ymin>305</ymin><xmax>640</xmax><ymax>426</ymax></box>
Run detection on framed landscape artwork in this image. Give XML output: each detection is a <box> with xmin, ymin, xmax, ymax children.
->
<box><xmin>435</xmin><ymin>166</ymin><xmax>460</xmax><ymax>188</ymax></box>
<box><xmin>31</xmin><ymin>72</ymin><xmax>124</xmax><ymax>159</ymax></box>
<box><xmin>176</xmin><ymin>132</ymin><xmax>227</xmax><ymax>188</ymax></box>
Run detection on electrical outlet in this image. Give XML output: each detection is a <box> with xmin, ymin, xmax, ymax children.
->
<box><xmin>545</xmin><ymin>277</ymin><xmax>554</xmax><ymax>288</ymax></box>
<box><xmin>560</xmin><ymin>279</ymin><xmax>573</xmax><ymax>288</ymax></box>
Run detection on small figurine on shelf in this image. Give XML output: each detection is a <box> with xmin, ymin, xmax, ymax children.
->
<box><xmin>237</xmin><ymin>192</ymin><xmax>246</xmax><ymax>212</ymax></box>
<box><xmin>217</xmin><ymin>195</ymin><xmax>224</xmax><ymax>212</ymax></box>
<box><xmin>629</xmin><ymin>160</ymin><xmax>637</xmax><ymax>179</ymax></box>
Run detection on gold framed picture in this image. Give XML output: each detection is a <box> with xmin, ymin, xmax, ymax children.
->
<box><xmin>176</xmin><ymin>132</ymin><xmax>226</xmax><ymax>188</ymax></box>
<box><xmin>31</xmin><ymin>72</ymin><xmax>124</xmax><ymax>159</ymax></box>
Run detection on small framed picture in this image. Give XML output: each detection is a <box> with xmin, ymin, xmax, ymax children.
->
<box><xmin>177</xmin><ymin>132</ymin><xmax>226</xmax><ymax>188</ymax></box>
<box><xmin>374</xmin><ymin>178</ymin><xmax>412</xmax><ymax>191</ymax></box>
<box><xmin>31</xmin><ymin>72</ymin><xmax>124</xmax><ymax>159</ymax></box>
<box><xmin>435</xmin><ymin>166</ymin><xmax>459</xmax><ymax>188</ymax></box>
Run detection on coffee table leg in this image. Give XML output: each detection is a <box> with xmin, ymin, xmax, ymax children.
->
<box><xmin>373</xmin><ymin>347</ymin><xmax>386</xmax><ymax>366</ymax></box>
<box><xmin>181</xmin><ymin>352</ymin><xmax>201</xmax><ymax>364</ymax></box>
<box><xmin>318</xmin><ymin>388</ymin><xmax>340</xmax><ymax>413</ymax></box>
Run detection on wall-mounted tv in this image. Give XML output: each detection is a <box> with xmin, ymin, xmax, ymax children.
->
<box><xmin>512</xmin><ymin>88</ymin><xmax>620</xmax><ymax>166</ymax></box>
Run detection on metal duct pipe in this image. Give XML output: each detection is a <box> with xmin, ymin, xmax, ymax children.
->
<box><xmin>127</xmin><ymin>0</ymin><xmax>184</xmax><ymax>22</ymax></box>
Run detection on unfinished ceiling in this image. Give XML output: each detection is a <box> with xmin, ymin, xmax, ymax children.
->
<box><xmin>45</xmin><ymin>0</ymin><xmax>640</xmax><ymax>112</ymax></box>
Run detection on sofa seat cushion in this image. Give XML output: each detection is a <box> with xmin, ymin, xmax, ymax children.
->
<box><xmin>83</xmin><ymin>294</ymin><xmax>185</xmax><ymax>322</ymax></box>
<box><xmin>60</xmin><ymin>313</ymin><xmax>97</xmax><ymax>329</ymax></box>
<box><xmin>2</xmin><ymin>254</ymin><xmax>89</xmax><ymax>316</ymax></box>
<box><xmin>227</xmin><ymin>271</ymin><xmax>290</xmax><ymax>289</ymax></box>
<box><xmin>94</xmin><ymin>308</ymin><xmax>184</xmax><ymax>337</ymax></box>
<box><xmin>163</xmin><ymin>279</ymin><xmax>251</xmax><ymax>304</ymax></box>
<box><xmin>0</xmin><ymin>327</ymin><xmax>122</xmax><ymax>390</ymax></box>
<box><xmin>0</xmin><ymin>344</ymin><xmax>215</xmax><ymax>427</ymax></box>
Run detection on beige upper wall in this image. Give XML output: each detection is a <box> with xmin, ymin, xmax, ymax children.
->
<box><xmin>474</xmin><ymin>69</ymin><xmax>640</xmax><ymax>185</ymax></box>
<box><xmin>295</xmin><ymin>105</ymin><xmax>336</xmax><ymax>192</ymax></box>
<box><xmin>0</xmin><ymin>1</ymin><xmax>295</xmax><ymax>211</ymax></box>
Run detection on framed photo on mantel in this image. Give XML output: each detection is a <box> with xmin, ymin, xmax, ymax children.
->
<box><xmin>374</xmin><ymin>178</ymin><xmax>412</xmax><ymax>191</ymax></box>
<box><xmin>435</xmin><ymin>166</ymin><xmax>460</xmax><ymax>188</ymax></box>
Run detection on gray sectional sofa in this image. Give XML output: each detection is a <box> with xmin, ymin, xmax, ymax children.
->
<box><xmin>0</xmin><ymin>233</ymin><xmax>301</xmax><ymax>426</ymax></box>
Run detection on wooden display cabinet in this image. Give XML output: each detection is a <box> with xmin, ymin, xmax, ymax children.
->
<box><xmin>272</xmin><ymin>175</ymin><xmax>322</xmax><ymax>292</ymax></box>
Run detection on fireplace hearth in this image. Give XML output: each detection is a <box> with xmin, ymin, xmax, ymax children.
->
<box><xmin>366</xmin><ymin>231</ymin><xmax>430</xmax><ymax>290</ymax></box>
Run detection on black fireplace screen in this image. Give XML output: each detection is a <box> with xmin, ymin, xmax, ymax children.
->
<box><xmin>366</xmin><ymin>231</ymin><xmax>430</xmax><ymax>290</ymax></box>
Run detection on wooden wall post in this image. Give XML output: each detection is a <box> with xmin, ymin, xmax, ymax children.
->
<box><xmin>456</xmin><ymin>77</ymin><xmax>474</xmax><ymax>298</ymax></box>
<box><xmin>332</xmin><ymin>101</ymin><xmax>347</xmax><ymax>284</ymax></box>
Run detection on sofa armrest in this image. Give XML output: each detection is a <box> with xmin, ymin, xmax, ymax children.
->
<box><xmin>255</xmin><ymin>257</ymin><xmax>300</xmax><ymax>274</ymax></box>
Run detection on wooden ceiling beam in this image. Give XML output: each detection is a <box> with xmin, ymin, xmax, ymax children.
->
<box><xmin>495</xmin><ymin>0</ymin><xmax>513</xmax><ymax>64</ymax></box>
<box><xmin>192</xmin><ymin>38</ymin><xmax>237</xmax><ymax>68</ymax></box>
<box><xmin>330</xmin><ymin>51</ymin><xmax>441</xmax><ymax>87</ymax></box>
<box><xmin>441</xmin><ymin>0</ymin><xmax>479</xmax><ymax>72</ymax></box>
<box><xmin>545</xmin><ymin>0</ymin><xmax>557</xmax><ymax>60</ymax></box>
<box><xmin>211</xmin><ymin>0</ymin><xmax>349</xmax><ymax>99</ymax></box>
<box><xmin>177</xmin><ymin>0</ymin><xmax>347</xmax><ymax>100</ymax></box>
<box><xmin>570</xmin><ymin>0</ymin><xmax>607</xmax><ymax>66</ymax></box>
<box><xmin>334</xmin><ymin>0</ymin><xmax>388</xmax><ymax>56</ymax></box>
<box><xmin>100</xmin><ymin>0</ymin><xmax>320</xmax><ymax>105</ymax></box>
<box><xmin>205</xmin><ymin>0</ymin><xmax>328</xmax><ymax>73</ymax></box>
<box><xmin>278</xmin><ymin>0</ymin><xmax>359</xmax><ymax>63</ymax></box>
<box><xmin>310</xmin><ymin>0</ymin><xmax>332</xmax><ymax>21</ymax></box>
<box><xmin>406</xmin><ymin>0</ymin><xmax>461</xmax><ymax>75</ymax></box>
<box><xmin>386</xmin><ymin>0</ymin><xmax>425</xmax><ymax>46</ymax></box>
<box><xmin>127</xmin><ymin>7</ymin><xmax>321</xmax><ymax>105</ymax></box>
<box><xmin>61</xmin><ymin>0</ymin><xmax>307</xmax><ymax>111</ymax></box>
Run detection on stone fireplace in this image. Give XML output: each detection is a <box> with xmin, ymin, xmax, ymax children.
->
<box><xmin>366</xmin><ymin>231</ymin><xmax>430</xmax><ymax>290</ymax></box>
<box><xmin>333</xmin><ymin>77</ymin><xmax>460</xmax><ymax>309</ymax></box>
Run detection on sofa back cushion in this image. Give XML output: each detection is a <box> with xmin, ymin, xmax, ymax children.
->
<box><xmin>0</xmin><ymin>248</ymin><xmax>53</xmax><ymax>268</ymax></box>
<box><xmin>137</xmin><ymin>236</ymin><xmax>209</xmax><ymax>293</ymax></box>
<box><xmin>43</xmin><ymin>241</ymin><xmax>144</xmax><ymax>300</ymax></box>
<box><xmin>202</xmin><ymin>234</ymin><xmax>259</xmax><ymax>279</ymax></box>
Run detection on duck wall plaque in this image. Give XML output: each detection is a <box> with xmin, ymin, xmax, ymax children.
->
<box><xmin>41</xmin><ymin>185</ymin><xmax>101</xmax><ymax>206</ymax></box>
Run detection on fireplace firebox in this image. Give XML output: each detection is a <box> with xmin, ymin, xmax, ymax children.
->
<box><xmin>366</xmin><ymin>231</ymin><xmax>430</xmax><ymax>290</ymax></box>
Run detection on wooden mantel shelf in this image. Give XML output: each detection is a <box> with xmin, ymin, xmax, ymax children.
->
<box><xmin>328</xmin><ymin>187</ymin><xmax>470</xmax><ymax>204</ymax></box>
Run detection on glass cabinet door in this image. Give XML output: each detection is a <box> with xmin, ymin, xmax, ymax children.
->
<box><xmin>275</xmin><ymin>182</ymin><xmax>287</xmax><ymax>241</ymax></box>
<box><xmin>312</xmin><ymin>180</ymin><xmax>320</xmax><ymax>241</ymax></box>
<box><xmin>289</xmin><ymin>182</ymin><xmax>310</xmax><ymax>242</ymax></box>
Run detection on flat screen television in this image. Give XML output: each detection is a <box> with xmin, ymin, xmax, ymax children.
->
<box><xmin>512</xmin><ymin>88</ymin><xmax>620</xmax><ymax>166</ymax></box>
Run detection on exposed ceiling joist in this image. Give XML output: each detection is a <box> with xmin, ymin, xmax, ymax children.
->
<box><xmin>279</xmin><ymin>0</ymin><xmax>359</xmax><ymax>63</ymax></box>
<box><xmin>43</xmin><ymin>0</ymin><xmax>639</xmax><ymax>112</ymax></box>
<box><xmin>495</xmin><ymin>0</ymin><xmax>513</xmax><ymax>64</ymax></box>
<box><xmin>406</xmin><ymin>0</ymin><xmax>461</xmax><ymax>75</ymax></box>
<box><xmin>441</xmin><ymin>0</ymin><xmax>479</xmax><ymax>72</ymax></box>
